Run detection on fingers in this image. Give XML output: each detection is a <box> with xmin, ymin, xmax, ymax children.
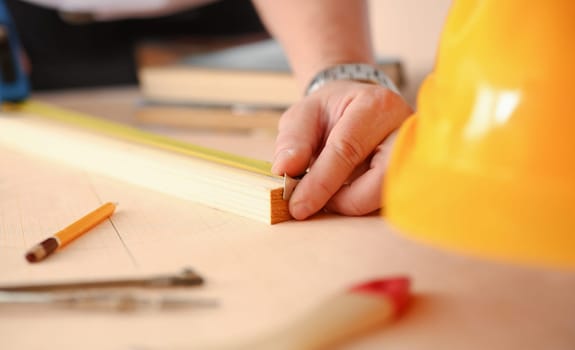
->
<box><xmin>325</xmin><ymin>131</ymin><xmax>399</xmax><ymax>216</ymax></box>
<box><xmin>271</xmin><ymin>98</ymin><xmax>324</xmax><ymax>177</ymax></box>
<box><xmin>325</xmin><ymin>164</ymin><xmax>384</xmax><ymax>216</ymax></box>
<box><xmin>288</xmin><ymin>87</ymin><xmax>404</xmax><ymax>219</ymax></box>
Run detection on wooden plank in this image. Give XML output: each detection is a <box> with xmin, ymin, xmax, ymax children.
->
<box><xmin>134</xmin><ymin>102</ymin><xmax>282</xmax><ymax>132</ymax></box>
<box><xmin>0</xmin><ymin>102</ymin><xmax>292</xmax><ymax>224</ymax></box>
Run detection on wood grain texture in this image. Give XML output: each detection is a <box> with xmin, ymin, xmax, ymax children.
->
<box><xmin>134</xmin><ymin>103</ymin><xmax>282</xmax><ymax>132</ymax></box>
<box><xmin>0</xmin><ymin>107</ymin><xmax>292</xmax><ymax>224</ymax></box>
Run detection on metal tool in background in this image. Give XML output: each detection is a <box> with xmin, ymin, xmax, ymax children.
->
<box><xmin>0</xmin><ymin>267</ymin><xmax>214</xmax><ymax>312</ymax></box>
<box><xmin>0</xmin><ymin>290</ymin><xmax>218</xmax><ymax>312</ymax></box>
<box><xmin>0</xmin><ymin>267</ymin><xmax>204</xmax><ymax>292</ymax></box>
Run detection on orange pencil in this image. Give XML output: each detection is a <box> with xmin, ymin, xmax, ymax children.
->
<box><xmin>25</xmin><ymin>202</ymin><xmax>117</xmax><ymax>263</ymax></box>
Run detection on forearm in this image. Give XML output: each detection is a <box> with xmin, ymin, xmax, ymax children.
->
<box><xmin>252</xmin><ymin>0</ymin><xmax>375</xmax><ymax>91</ymax></box>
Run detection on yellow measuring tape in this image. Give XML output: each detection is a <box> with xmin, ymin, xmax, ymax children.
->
<box><xmin>5</xmin><ymin>100</ymin><xmax>274</xmax><ymax>177</ymax></box>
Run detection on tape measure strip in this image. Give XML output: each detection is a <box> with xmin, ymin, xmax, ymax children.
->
<box><xmin>7</xmin><ymin>100</ymin><xmax>275</xmax><ymax>177</ymax></box>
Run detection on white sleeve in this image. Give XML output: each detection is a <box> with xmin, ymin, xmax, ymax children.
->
<box><xmin>21</xmin><ymin>0</ymin><xmax>219</xmax><ymax>21</ymax></box>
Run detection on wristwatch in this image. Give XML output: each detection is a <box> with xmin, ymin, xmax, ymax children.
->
<box><xmin>305</xmin><ymin>63</ymin><xmax>399</xmax><ymax>96</ymax></box>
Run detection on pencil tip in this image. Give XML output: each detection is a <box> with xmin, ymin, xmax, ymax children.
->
<box><xmin>24</xmin><ymin>238</ymin><xmax>59</xmax><ymax>264</ymax></box>
<box><xmin>25</xmin><ymin>252</ymin><xmax>38</xmax><ymax>263</ymax></box>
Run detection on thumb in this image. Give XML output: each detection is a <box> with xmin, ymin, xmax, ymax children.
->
<box><xmin>271</xmin><ymin>99</ymin><xmax>324</xmax><ymax>176</ymax></box>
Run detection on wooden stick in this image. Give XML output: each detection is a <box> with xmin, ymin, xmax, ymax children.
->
<box><xmin>0</xmin><ymin>103</ymin><xmax>292</xmax><ymax>224</ymax></box>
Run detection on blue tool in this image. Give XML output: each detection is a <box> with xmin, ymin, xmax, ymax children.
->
<box><xmin>0</xmin><ymin>0</ymin><xmax>29</xmax><ymax>103</ymax></box>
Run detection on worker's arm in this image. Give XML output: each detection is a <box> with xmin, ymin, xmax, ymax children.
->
<box><xmin>252</xmin><ymin>0</ymin><xmax>413</xmax><ymax>220</ymax></box>
<box><xmin>251</xmin><ymin>0</ymin><xmax>374</xmax><ymax>89</ymax></box>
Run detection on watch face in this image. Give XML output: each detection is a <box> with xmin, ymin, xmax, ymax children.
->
<box><xmin>306</xmin><ymin>63</ymin><xmax>398</xmax><ymax>95</ymax></box>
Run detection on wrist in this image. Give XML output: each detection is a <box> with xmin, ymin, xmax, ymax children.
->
<box><xmin>305</xmin><ymin>63</ymin><xmax>399</xmax><ymax>96</ymax></box>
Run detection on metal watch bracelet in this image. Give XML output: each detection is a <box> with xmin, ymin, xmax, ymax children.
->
<box><xmin>305</xmin><ymin>63</ymin><xmax>399</xmax><ymax>96</ymax></box>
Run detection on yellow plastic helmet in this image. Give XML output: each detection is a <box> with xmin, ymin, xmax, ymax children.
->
<box><xmin>384</xmin><ymin>1</ymin><xmax>575</xmax><ymax>269</ymax></box>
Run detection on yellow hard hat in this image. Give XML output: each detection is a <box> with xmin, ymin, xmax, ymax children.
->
<box><xmin>384</xmin><ymin>1</ymin><xmax>575</xmax><ymax>269</ymax></box>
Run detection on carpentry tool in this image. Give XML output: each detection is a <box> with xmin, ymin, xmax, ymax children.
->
<box><xmin>0</xmin><ymin>267</ymin><xmax>204</xmax><ymax>292</ymax></box>
<box><xmin>0</xmin><ymin>290</ymin><xmax>217</xmax><ymax>312</ymax></box>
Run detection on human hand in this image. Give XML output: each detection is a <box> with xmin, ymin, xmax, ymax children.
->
<box><xmin>271</xmin><ymin>80</ymin><xmax>413</xmax><ymax>220</ymax></box>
